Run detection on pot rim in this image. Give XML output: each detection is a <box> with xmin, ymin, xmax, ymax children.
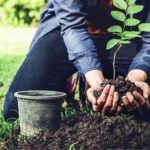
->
<box><xmin>14</xmin><ymin>90</ymin><xmax>66</xmax><ymax>100</ymax></box>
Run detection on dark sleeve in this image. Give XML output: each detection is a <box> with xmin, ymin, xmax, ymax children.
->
<box><xmin>52</xmin><ymin>0</ymin><xmax>102</xmax><ymax>74</ymax></box>
<box><xmin>128</xmin><ymin>9</ymin><xmax>150</xmax><ymax>81</ymax></box>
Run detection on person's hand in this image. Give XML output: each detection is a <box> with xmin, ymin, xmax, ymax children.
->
<box><xmin>85</xmin><ymin>70</ymin><xmax>120</xmax><ymax>115</ymax></box>
<box><xmin>85</xmin><ymin>70</ymin><xmax>104</xmax><ymax>112</ymax></box>
<box><xmin>123</xmin><ymin>70</ymin><xmax>150</xmax><ymax>113</ymax></box>
<box><xmin>87</xmin><ymin>84</ymin><xmax>120</xmax><ymax>115</ymax></box>
<box><xmin>122</xmin><ymin>81</ymin><xmax>150</xmax><ymax>113</ymax></box>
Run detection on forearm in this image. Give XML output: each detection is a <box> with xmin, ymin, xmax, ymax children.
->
<box><xmin>128</xmin><ymin>10</ymin><xmax>150</xmax><ymax>82</ymax></box>
<box><xmin>128</xmin><ymin>32</ymin><xmax>150</xmax><ymax>82</ymax></box>
<box><xmin>53</xmin><ymin>0</ymin><xmax>102</xmax><ymax>74</ymax></box>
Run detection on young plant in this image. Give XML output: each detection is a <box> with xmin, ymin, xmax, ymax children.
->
<box><xmin>107</xmin><ymin>0</ymin><xmax>150</xmax><ymax>81</ymax></box>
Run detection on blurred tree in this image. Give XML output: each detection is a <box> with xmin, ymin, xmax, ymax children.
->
<box><xmin>0</xmin><ymin>0</ymin><xmax>49</xmax><ymax>26</ymax></box>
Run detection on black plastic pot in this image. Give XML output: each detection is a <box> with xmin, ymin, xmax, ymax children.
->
<box><xmin>15</xmin><ymin>90</ymin><xmax>66</xmax><ymax>136</ymax></box>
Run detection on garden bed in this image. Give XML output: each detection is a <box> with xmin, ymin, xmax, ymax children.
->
<box><xmin>3</xmin><ymin>113</ymin><xmax>150</xmax><ymax>150</ymax></box>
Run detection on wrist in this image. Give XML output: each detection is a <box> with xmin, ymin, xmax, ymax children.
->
<box><xmin>127</xmin><ymin>70</ymin><xmax>147</xmax><ymax>82</ymax></box>
<box><xmin>85</xmin><ymin>70</ymin><xmax>104</xmax><ymax>88</ymax></box>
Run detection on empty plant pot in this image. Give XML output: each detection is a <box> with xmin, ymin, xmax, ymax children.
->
<box><xmin>14</xmin><ymin>90</ymin><xmax>66</xmax><ymax>136</ymax></box>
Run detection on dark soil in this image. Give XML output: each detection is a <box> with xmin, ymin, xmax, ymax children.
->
<box><xmin>3</xmin><ymin>114</ymin><xmax>150</xmax><ymax>150</ymax></box>
<box><xmin>94</xmin><ymin>76</ymin><xmax>143</xmax><ymax>106</ymax></box>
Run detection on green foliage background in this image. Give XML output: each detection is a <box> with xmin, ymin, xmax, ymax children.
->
<box><xmin>0</xmin><ymin>0</ymin><xmax>49</xmax><ymax>26</ymax></box>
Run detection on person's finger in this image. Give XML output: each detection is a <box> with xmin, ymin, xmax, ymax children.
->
<box><xmin>142</xmin><ymin>84</ymin><xmax>150</xmax><ymax>100</ymax></box>
<box><xmin>101</xmin><ymin>85</ymin><xmax>115</xmax><ymax>115</ymax></box>
<box><xmin>116</xmin><ymin>106</ymin><xmax>122</xmax><ymax>115</ymax></box>
<box><xmin>110</xmin><ymin>92</ymin><xmax>119</xmax><ymax>113</ymax></box>
<box><xmin>87</xmin><ymin>88</ymin><xmax>100</xmax><ymax>112</ymax></box>
<box><xmin>126</xmin><ymin>92</ymin><xmax>142</xmax><ymax>113</ymax></box>
<box><xmin>126</xmin><ymin>92</ymin><xmax>139</xmax><ymax>109</ymax></box>
<box><xmin>132</xmin><ymin>91</ymin><xmax>146</xmax><ymax>106</ymax></box>
<box><xmin>122</xmin><ymin>96</ymin><xmax>132</xmax><ymax>112</ymax></box>
<box><xmin>135</xmin><ymin>82</ymin><xmax>150</xmax><ymax>99</ymax></box>
<box><xmin>92</xmin><ymin>104</ymin><xmax>99</xmax><ymax>112</ymax></box>
<box><xmin>97</xmin><ymin>84</ymin><xmax>111</xmax><ymax>109</ymax></box>
<box><xmin>87</xmin><ymin>88</ymin><xmax>97</xmax><ymax>105</ymax></box>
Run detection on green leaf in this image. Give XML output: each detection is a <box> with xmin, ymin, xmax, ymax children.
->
<box><xmin>111</xmin><ymin>11</ymin><xmax>126</xmax><ymax>22</ymax></box>
<box><xmin>127</xmin><ymin>5</ymin><xmax>144</xmax><ymax>14</ymax></box>
<box><xmin>138</xmin><ymin>23</ymin><xmax>150</xmax><ymax>32</ymax></box>
<box><xmin>125</xmin><ymin>18</ymin><xmax>140</xmax><ymax>26</ymax></box>
<box><xmin>114</xmin><ymin>33</ymin><xmax>122</xmax><ymax>37</ymax></box>
<box><xmin>106</xmin><ymin>39</ymin><xmax>120</xmax><ymax>50</ymax></box>
<box><xmin>113</xmin><ymin>0</ymin><xmax>127</xmax><ymax>10</ymax></box>
<box><xmin>107</xmin><ymin>25</ymin><xmax>122</xmax><ymax>33</ymax></box>
<box><xmin>69</xmin><ymin>142</ymin><xmax>78</xmax><ymax>150</ymax></box>
<box><xmin>126</xmin><ymin>0</ymin><xmax>136</xmax><ymax>5</ymax></box>
<box><xmin>119</xmin><ymin>40</ymin><xmax>131</xmax><ymax>44</ymax></box>
<box><xmin>123</xmin><ymin>31</ymin><xmax>141</xmax><ymax>35</ymax></box>
<box><xmin>123</xmin><ymin>31</ymin><xmax>141</xmax><ymax>39</ymax></box>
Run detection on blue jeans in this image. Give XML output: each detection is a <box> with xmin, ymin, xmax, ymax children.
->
<box><xmin>3</xmin><ymin>29</ymin><xmax>138</xmax><ymax>121</ymax></box>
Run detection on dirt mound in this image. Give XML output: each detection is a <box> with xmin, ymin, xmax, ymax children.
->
<box><xmin>4</xmin><ymin>114</ymin><xmax>150</xmax><ymax>150</ymax></box>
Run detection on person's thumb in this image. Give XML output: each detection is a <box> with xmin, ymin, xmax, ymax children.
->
<box><xmin>87</xmin><ymin>88</ymin><xmax>98</xmax><ymax>105</ymax></box>
<box><xmin>135</xmin><ymin>81</ymin><xmax>150</xmax><ymax>99</ymax></box>
<box><xmin>143</xmin><ymin>85</ymin><xmax>150</xmax><ymax>99</ymax></box>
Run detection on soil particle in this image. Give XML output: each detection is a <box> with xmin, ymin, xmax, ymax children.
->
<box><xmin>3</xmin><ymin>114</ymin><xmax>150</xmax><ymax>150</ymax></box>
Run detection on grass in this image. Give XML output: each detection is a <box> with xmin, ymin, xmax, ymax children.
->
<box><xmin>0</xmin><ymin>55</ymin><xmax>24</xmax><ymax>146</ymax></box>
<box><xmin>0</xmin><ymin>55</ymin><xmax>25</xmax><ymax>98</ymax></box>
<box><xmin>0</xmin><ymin>27</ymin><xmax>35</xmax><ymax>99</ymax></box>
<box><xmin>0</xmin><ymin>112</ymin><xmax>19</xmax><ymax>140</ymax></box>
<box><xmin>0</xmin><ymin>54</ymin><xmax>23</xmax><ymax>146</ymax></box>
<box><xmin>0</xmin><ymin>27</ymin><xmax>35</xmax><ymax>145</ymax></box>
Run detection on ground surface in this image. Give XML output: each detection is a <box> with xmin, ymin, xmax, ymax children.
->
<box><xmin>3</xmin><ymin>114</ymin><xmax>150</xmax><ymax>150</ymax></box>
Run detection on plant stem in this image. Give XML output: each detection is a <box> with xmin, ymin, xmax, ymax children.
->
<box><xmin>113</xmin><ymin>44</ymin><xmax>122</xmax><ymax>81</ymax></box>
<box><xmin>113</xmin><ymin>5</ymin><xmax>127</xmax><ymax>81</ymax></box>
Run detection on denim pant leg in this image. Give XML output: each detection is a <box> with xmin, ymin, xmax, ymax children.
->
<box><xmin>3</xmin><ymin>29</ymin><xmax>76</xmax><ymax>121</ymax></box>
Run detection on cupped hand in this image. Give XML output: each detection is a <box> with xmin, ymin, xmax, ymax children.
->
<box><xmin>122</xmin><ymin>81</ymin><xmax>150</xmax><ymax>113</ymax></box>
<box><xmin>85</xmin><ymin>69</ymin><xmax>104</xmax><ymax>111</ymax></box>
<box><xmin>123</xmin><ymin>69</ymin><xmax>150</xmax><ymax>113</ymax></box>
<box><xmin>87</xmin><ymin>84</ymin><xmax>119</xmax><ymax>115</ymax></box>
